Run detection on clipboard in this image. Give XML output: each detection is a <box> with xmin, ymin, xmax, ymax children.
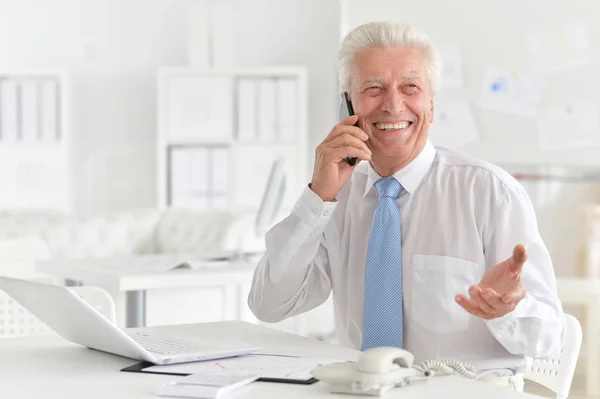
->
<box><xmin>121</xmin><ymin>361</ymin><xmax>319</xmax><ymax>385</ymax></box>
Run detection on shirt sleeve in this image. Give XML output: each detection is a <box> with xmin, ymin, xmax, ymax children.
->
<box><xmin>483</xmin><ymin>182</ymin><xmax>566</xmax><ymax>358</ymax></box>
<box><xmin>247</xmin><ymin>186</ymin><xmax>338</xmax><ymax>323</ymax></box>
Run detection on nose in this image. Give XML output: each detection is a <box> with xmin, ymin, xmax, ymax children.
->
<box><xmin>381</xmin><ymin>88</ymin><xmax>406</xmax><ymax>114</ymax></box>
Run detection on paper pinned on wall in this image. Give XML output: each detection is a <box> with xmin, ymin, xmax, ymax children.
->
<box><xmin>538</xmin><ymin>102</ymin><xmax>600</xmax><ymax>151</ymax></box>
<box><xmin>429</xmin><ymin>100</ymin><xmax>479</xmax><ymax>149</ymax></box>
<box><xmin>526</xmin><ymin>21</ymin><xmax>593</xmax><ymax>74</ymax></box>
<box><xmin>439</xmin><ymin>45</ymin><xmax>464</xmax><ymax>90</ymax></box>
<box><xmin>480</xmin><ymin>68</ymin><xmax>542</xmax><ymax>118</ymax></box>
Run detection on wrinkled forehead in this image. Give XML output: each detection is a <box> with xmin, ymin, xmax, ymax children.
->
<box><xmin>350</xmin><ymin>46</ymin><xmax>429</xmax><ymax>87</ymax></box>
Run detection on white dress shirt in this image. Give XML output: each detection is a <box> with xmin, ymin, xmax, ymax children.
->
<box><xmin>248</xmin><ymin>140</ymin><xmax>566</xmax><ymax>377</ymax></box>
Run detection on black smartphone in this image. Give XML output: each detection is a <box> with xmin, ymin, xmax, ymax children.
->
<box><xmin>339</xmin><ymin>92</ymin><xmax>359</xmax><ymax>166</ymax></box>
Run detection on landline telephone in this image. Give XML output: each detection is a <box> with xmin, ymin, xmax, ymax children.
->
<box><xmin>312</xmin><ymin>347</ymin><xmax>477</xmax><ymax>397</ymax></box>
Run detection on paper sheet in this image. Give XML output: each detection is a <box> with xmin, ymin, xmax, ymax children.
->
<box><xmin>145</xmin><ymin>354</ymin><xmax>342</xmax><ymax>380</ymax></box>
<box><xmin>480</xmin><ymin>68</ymin><xmax>542</xmax><ymax>118</ymax></box>
<box><xmin>429</xmin><ymin>100</ymin><xmax>479</xmax><ymax>149</ymax></box>
<box><xmin>439</xmin><ymin>45</ymin><xmax>464</xmax><ymax>90</ymax></box>
<box><xmin>526</xmin><ymin>21</ymin><xmax>593</xmax><ymax>74</ymax></box>
<box><xmin>538</xmin><ymin>103</ymin><xmax>600</xmax><ymax>151</ymax></box>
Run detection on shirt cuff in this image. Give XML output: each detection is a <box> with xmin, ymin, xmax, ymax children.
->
<box><xmin>484</xmin><ymin>293</ymin><xmax>533</xmax><ymax>335</ymax></box>
<box><xmin>292</xmin><ymin>186</ymin><xmax>337</xmax><ymax>230</ymax></box>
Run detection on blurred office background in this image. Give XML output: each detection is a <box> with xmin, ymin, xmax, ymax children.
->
<box><xmin>1</xmin><ymin>0</ymin><xmax>600</xmax><ymax>396</ymax></box>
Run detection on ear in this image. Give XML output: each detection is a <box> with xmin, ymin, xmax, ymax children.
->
<box><xmin>429</xmin><ymin>99</ymin><xmax>435</xmax><ymax>123</ymax></box>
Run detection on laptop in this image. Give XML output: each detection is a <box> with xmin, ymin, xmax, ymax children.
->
<box><xmin>0</xmin><ymin>276</ymin><xmax>261</xmax><ymax>365</ymax></box>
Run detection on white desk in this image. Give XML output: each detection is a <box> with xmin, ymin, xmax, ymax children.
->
<box><xmin>0</xmin><ymin>321</ymin><xmax>543</xmax><ymax>399</ymax></box>
<box><xmin>557</xmin><ymin>277</ymin><xmax>600</xmax><ymax>395</ymax></box>
<box><xmin>37</xmin><ymin>260</ymin><xmax>257</xmax><ymax>328</ymax></box>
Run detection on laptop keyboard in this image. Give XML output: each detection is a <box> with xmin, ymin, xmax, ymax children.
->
<box><xmin>128</xmin><ymin>332</ymin><xmax>216</xmax><ymax>355</ymax></box>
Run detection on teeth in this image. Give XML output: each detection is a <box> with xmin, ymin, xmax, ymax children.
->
<box><xmin>375</xmin><ymin>122</ymin><xmax>410</xmax><ymax>130</ymax></box>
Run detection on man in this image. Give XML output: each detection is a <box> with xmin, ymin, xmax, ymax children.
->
<box><xmin>247</xmin><ymin>21</ymin><xmax>565</xmax><ymax>391</ymax></box>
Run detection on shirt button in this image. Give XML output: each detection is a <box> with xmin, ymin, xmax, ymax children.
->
<box><xmin>324</xmin><ymin>211</ymin><xmax>330</xmax><ymax>216</ymax></box>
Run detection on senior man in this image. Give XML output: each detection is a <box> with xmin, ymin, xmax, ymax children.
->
<box><xmin>248</xmin><ymin>21</ymin><xmax>565</xmax><ymax>391</ymax></box>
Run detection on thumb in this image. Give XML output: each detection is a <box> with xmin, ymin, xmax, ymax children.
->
<box><xmin>508</xmin><ymin>244</ymin><xmax>527</xmax><ymax>275</ymax></box>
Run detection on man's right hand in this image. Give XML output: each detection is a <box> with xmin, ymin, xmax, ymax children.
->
<box><xmin>310</xmin><ymin>115</ymin><xmax>371</xmax><ymax>202</ymax></box>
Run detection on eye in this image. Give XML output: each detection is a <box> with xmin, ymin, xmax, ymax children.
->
<box><xmin>402</xmin><ymin>83</ymin><xmax>420</xmax><ymax>94</ymax></box>
<box><xmin>363</xmin><ymin>85</ymin><xmax>383</xmax><ymax>95</ymax></box>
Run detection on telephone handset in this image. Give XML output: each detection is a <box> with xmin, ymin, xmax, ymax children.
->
<box><xmin>313</xmin><ymin>347</ymin><xmax>476</xmax><ymax>397</ymax></box>
<box><xmin>339</xmin><ymin>92</ymin><xmax>360</xmax><ymax>166</ymax></box>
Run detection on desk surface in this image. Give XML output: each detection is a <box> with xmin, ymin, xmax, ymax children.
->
<box><xmin>0</xmin><ymin>321</ymin><xmax>543</xmax><ymax>399</ymax></box>
<box><xmin>36</xmin><ymin>259</ymin><xmax>256</xmax><ymax>292</ymax></box>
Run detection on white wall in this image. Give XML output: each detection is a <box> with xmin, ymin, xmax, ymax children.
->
<box><xmin>0</xmin><ymin>0</ymin><xmax>341</xmax><ymax>217</ymax></box>
<box><xmin>0</xmin><ymin>0</ymin><xmax>197</xmax><ymax>216</ymax></box>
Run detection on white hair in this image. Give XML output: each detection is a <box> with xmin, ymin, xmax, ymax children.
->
<box><xmin>338</xmin><ymin>21</ymin><xmax>441</xmax><ymax>96</ymax></box>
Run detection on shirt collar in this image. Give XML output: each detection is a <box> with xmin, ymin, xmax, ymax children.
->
<box><xmin>362</xmin><ymin>140</ymin><xmax>436</xmax><ymax>198</ymax></box>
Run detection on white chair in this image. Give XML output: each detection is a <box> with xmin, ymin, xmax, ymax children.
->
<box><xmin>524</xmin><ymin>314</ymin><xmax>583</xmax><ymax>399</ymax></box>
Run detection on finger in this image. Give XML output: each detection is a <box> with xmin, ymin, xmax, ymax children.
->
<box><xmin>481</xmin><ymin>288</ymin><xmax>506</xmax><ymax>310</ymax></box>
<box><xmin>501</xmin><ymin>284</ymin><xmax>526</xmax><ymax>304</ymax></box>
<box><xmin>341</xmin><ymin>114</ymin><xmax>359</xmax><ymax>126</ymax></box>
<box><xmin>324</xmin><ymin>122</ymin><xmax>368</xmax><ymax>144</ymax></box>
<box><xmin>455</xmin><ymin>295</ymin><xmax>494</xmax><ymax>319</ymax></box>
<box><xmin>328</xmin><ymin>134</ymin><xmax>372</xmax><ymax>154</ymax></box>
<box><xmin>508</xmin><ymin>244</ymin><xmax>527</xmax><ymax>275</ymax></box>
<box><xmin>328</xmin><ymin>145</ymin><xmax>371</xmax><ymax>162</ymax></box>
<box><xmin>468</xmin><ymin>285</ymin><xmax>496</xmax><ymax>314</ymax></box>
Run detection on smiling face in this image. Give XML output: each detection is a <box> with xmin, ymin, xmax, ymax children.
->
<box><xmin>349</xmin><ymin>46</ymin><xmax>434</xmax><ymax>174</ymax></box>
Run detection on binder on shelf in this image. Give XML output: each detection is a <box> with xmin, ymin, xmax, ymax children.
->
<box><xmin>40</xmin><ymin>79</ymin><xmax>59</xmax><ymax>142</ymax></box>
<box><xmin>0</xmin><ymin>79</ymin><xmax>19</xmax><ymax>143</ymax></box>
<box><xmin>19</xmin><ymin>79</ymin><xmax>40</xmax><ymax>143</ymax></box>
<box><xmin>210</xmin><ymin>147</ymin><xmax>230</xmax><ymax>209</ymax></box>
<box><xmin>236</xmin><ymin>78</ymin><xmax>257</xmax><ymax>141</ymax></box>
<box><xmin>169</xmin><ymin>146</ymin><xmax>209</xmax><ymax>209</ymax></box>
<box><xmin>276</xmin><ymin>78</ymin><xmax>297</xmax><ymax>142</ymax></box>
<box><xmin>257</xmin><ymin>78</ymin><xmax>276</xmax><ymax>142</ymax></box>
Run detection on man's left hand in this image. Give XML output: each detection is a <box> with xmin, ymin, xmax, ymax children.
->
<box><xmin>455</xmin><ymin>245</ymin><xmax>527</xmax><ymax>320</ymax></box>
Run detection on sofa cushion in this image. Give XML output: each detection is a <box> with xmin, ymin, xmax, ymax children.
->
<box><xmin>154</xmin><ymin>209</ymin><xmax>236</xmax><ymax>254</ymax></box>
<box><xmin>42</xmin><ymin>210</ymin><xmax>161</xmax><ymax>259</ymax></box>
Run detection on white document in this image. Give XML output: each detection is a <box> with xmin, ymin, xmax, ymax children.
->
<box><xmin>526</xmin><ymin>21</ymin><xmax>593</xmax><ymax>75</ymax></box>
<box><xmin>157</xmin><ymin>373</ymin><xmax>259</xmax><ymax>399</ymax></box>
<box><xmin>170</xmin><ymin>147</ymin><xmax>209</xmax><ymax>209</ymax></box>
<box><xmin>429</xmin><ymin>100</ymin><xmax>479</xmax><ymax>149</ymax></box>
<box><xmin>257</xmin><ymin>79</ymin><xmax>276</xmax><ymax>141</ymax></box>
<box><xmin>210</xmin><ymin>147</ymin><xmax>230</xmax><ymax>209</ymax></box>
<box><xmin>19</xmin><ymin>80</ymin><xmax>40</xmax><ymax>142</ymax></box>
<box><xmin>538</xmin><ymin>103</ymin><xmax>600</xmax><ymax>151</ymax></box>
<box><xmin>146</xmin><ymin>355</ymin><xmax>341</xmax><ymax>381</ymax></box>
<box><xmin>40</xmin><ymin>79</ymin><xmax>59</xmax><ymax>142</ymax></box>
<box><xmin>275</xmin><ymin>78</ymin><xmax>297</xmax><ymax>141</ymax></box>
<box><xmin>480</xmin><ymin>68</ymin><xmax>542</xmax><ymax>118</ymax></box>
<box><xmin>0</xmin><ymin>79</ymin><xmax>19</xmax><ymax>142</ymax></box>
<box><xmin>439</xmin><ymin>45</ymin><xmax>464</xmax><ymax>90</ymax></box>
<box><xmin>236</xmin><ymin>79</ymin><xmax>257</xmax><ymax>141</ymax></box>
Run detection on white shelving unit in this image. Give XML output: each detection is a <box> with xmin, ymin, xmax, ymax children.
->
<box><xmin>156</xmin><ymin>67</ymin><xmax>309</xmax><ymax>217</ymax></box>
<box><xmin>0</xmin><ymin>70</ymin><xmax>70</xmax><ymax>212</ymax></box>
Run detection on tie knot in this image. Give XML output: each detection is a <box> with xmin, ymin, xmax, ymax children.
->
<box><xmin>374</xmin><ymin>176</ymin><xmax>402</xmax><ymax>199</ymax></box>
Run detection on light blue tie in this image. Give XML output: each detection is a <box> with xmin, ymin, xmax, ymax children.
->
<box><xmin>361</xmin><ymin>176</ymin><xmax>404</xmax><ymax>350</ymax></box>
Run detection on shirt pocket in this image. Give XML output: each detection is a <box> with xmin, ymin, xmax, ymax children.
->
<box><xmin>411</xmin><ymin>255</ymin><xmax>480</xmax><ymax>334</ymax></box>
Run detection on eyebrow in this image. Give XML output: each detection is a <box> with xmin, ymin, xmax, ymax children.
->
<box><xmin>359</xmin><ymin>76</ymin><xmax>423</xmax><ymax>86</ymax></box>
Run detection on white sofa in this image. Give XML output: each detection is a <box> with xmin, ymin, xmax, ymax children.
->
<box><xmin>0</xmin><ymin>209</ymin><xmax>240</xmax><ymax>260</ymax></box>
<box><xmin>0</xmin><ymin>209</ymin><xmax>334</xmax><ymax>336</ymax></box>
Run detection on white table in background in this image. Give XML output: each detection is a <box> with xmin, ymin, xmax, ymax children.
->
<box><xmin>36</xmin><ymin>259</ymin><xmax>256</xmax><ymax>328</ymax></box>
<box><xmin>557</xmin><ymin>276</ymin><xmax>600</xmax><ymax>395</ymax></box>
<box><xmin>0</xmin><ymin>321</ymin><xmax>543</xmax><ymax>399</ymax></box>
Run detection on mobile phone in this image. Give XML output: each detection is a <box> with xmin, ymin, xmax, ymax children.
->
<box><xmin>339</xmin><ymin>92</ymin><xmax>359</xmax><ymax>166</ymax></box>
